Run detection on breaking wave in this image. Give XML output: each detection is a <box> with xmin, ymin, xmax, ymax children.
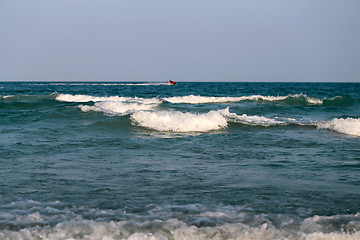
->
<box><xmin>163</xmin><ymin>94</ymin><xmax>349</xmax><ymax>105</ymax></box>
<box><xmin>131</xmin><ymin>109</ymin><xmax>360</xmax><ymax>136</ymax></box>
<box><xmin>73</xmin><ymin>96</ymin><xmax>360</xmax><ymax>136</ymax></box>
<box><xmin>317</xmin><ymin>117</ymin><xmax>360</xmax><ymax>137</ymax></box>
<box><xmin>55</xmin><ymin>93</ymin><xmax>353</xmax><ymax>106</ymax></box>
<box><xmin>131</xmin><ymin>108</ymin><xmax>230</xmax><ymax>132</ymax></box>
<box><xmin>56</xmin><ymin>94</ymin><xmax>162</xmax><ymax>104</ymax></box>
<box><xmin>2</xmin><ymin>93</ymin><xmax>358</xmax><ymax>136</ymax></box>
<box><xmin>1</xmin><ymin>201</ymin><xmax>359</xmax><ymax>240</ymax></box>
<box><xmin>130</xmin><ymin>108</ymin><xmax>295</xmax><ymax>132</ymax></box>
<box><xmin>79</xmin><ymin>101</ymin><xmax>158</xmax><ymax>116</ymax></box>
<box><xmin>0</xmin><ymin>93</ymin><xmax>351</xmax><ymax>107</ymax></box>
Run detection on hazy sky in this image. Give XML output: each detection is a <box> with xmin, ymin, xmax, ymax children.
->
<box><xmin>1</xmin><ymin>0</ymin><xmax>359</xmax><ymax>82</ymax></box>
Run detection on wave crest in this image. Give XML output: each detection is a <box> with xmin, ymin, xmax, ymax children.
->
<box><xmin>131</xmin><ymin>108</ymin><xmax>231</xmax><ymax>132</ymax></box>
<box><xmin>79</xmin><ymin>101</ymin><xmax>157</xmax><ymax>116</ymax></box>
<box><xmin>163</xmin><ymin>94</ymin><xmax>327</xmax><ymax>105</ymax></box>
<box><xmin>317</xmin><ymin>117</ymin><xmax>360</xmax><ymax>137</ymax></box>
<box><xmin>54</xmin><ymin>93</ymin><xmax>357</xmax><ymax>107</ymax></box>
<box><xmin>56</xmin><ymin>94</ymin><xmax>162</xmax><ymax>104</ymax></box>
<box><xmin>55</xmin><ymin>94</ymin><xmax>360</xmax><ymax>136</ymax></box>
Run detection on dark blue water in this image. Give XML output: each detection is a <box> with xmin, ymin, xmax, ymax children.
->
<box><xmin>1</xmin><ymin>82</ymin><xmax>360</xmax><ymax>239</ymax></box>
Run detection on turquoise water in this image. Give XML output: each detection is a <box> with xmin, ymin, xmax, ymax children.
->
<box><xmin>1</xmin><ymin>82</ymin><xmax>360</xmax><ymax>239</ymax></box>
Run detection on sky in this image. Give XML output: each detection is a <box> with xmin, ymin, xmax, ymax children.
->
<box><xmin>0</xmin><ymin>0</ymin><xmax>359</xmax><ymax>82</ymax></box>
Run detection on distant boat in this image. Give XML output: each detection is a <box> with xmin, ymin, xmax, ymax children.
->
<box><xmin>167</xmin><ymin>80</ymin><xmax>176</xmax><ymax>85</ymax></box>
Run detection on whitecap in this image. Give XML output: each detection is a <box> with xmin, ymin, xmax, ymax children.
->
<box><xmin>130</xmin><ymin>107</ymin><xmax>296</xmax><ymax>132</ymax></box>
<box><xmin>56</xmin><ymin>94</ymin><xmax>162</xmax><ymax>104</ymax></box>
<box><xmin>230</xmin><ymin>114</ymin><xmax>287</xmax><ymax>126</ymax></box>
<box><xmin>317</xmin><ymin>117</ymin><xmax>360</xmax><ymax>137</ymax></box>
<box><xmin>79</xmin><ymin>101</ymin><xmax>157</xmax><ymax>116</ymax></box>
<box><xmin>56</xmin><ymin>94</ymin><xmax>128</xmax><ymax>102</ymax></box>
<box><xmin>130</xmin><ymin>108</ymin><xmax>230</xmax><ymax>132</ymax></box>
<box><xmin>163</xmin><ymin>94</ymin><xmax>325</xmax><ymax>105</ymax></box>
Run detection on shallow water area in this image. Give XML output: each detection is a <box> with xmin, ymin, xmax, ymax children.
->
<box><xmin>1</xmin><ymin>82</ymin><xmax>360</xmax><ymax>239</ymax></box>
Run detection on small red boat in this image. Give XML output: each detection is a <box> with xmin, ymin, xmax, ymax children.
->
<box><xmin>167</xmin><ymin>80</ymin><xmax>176</xmax><ymax>85</ymax></box>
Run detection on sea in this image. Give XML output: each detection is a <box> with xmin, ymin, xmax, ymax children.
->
<box><xmin>1</xmin><ymin>81</ymin><xmax>360</xmax><ymax>240</ymax></box>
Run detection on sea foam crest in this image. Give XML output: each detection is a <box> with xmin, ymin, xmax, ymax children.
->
<box><xmin>79</xmin><ymin>101</ymin><xmax>157</xmax><ymax>115</ymax></box>
<box><xmin>130</xmin><ymin>108</ymin><xmax>287</xmax><ymax>132</ymax></box>
<box><xmin>317</xmin><ymin>117</ymin><xmax>360</xmax><ymax>137</ymax></box>
<box><xmin>56</xmin><ymin>94</ymin><xmax>162</xmax><ymax>104</ymax></box>
<box><xmin>131</xmin><ymin>112</ymin><xmax>360</xmax><ymax>135</ymax></box>
<box><xmin>131</xmin><ymin>108</ymin><xmax>231</xmax><ymax>132</ymax></box>
<box><xmin>163</xmin><ymin>95</ymin><xmax>286</xmax><ymax>104</ymax></box>
<box><xmin>232</xmin><ymin>114</ymin><xmax>287</xmax><ymax>126</ymax></box>
<box><xmin>163</xmin><ymin>94</ymin><xmax>324</xmax><ymax>104</ymax></box>
<box><xmin>56</xmin><ymin>94</ymin><xmax>128</xmax><ymax>102</ymax></box>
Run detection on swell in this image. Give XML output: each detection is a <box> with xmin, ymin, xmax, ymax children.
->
<box><xmin>0</xmin><ymin>93</ymin><xmax>57</xmax><ymax>102</ymax></box>
<box><xmin>0</xmin><ymin>94</ymin><xmax>60</xmax><ymax>112</ymax></box>
<box><xmin>2</xmin><ymin>93</ymin><xmax>360</xmax><ymax>136</ymax></box>
<box><xmin>1</xmin><ymin>93</ymin><xmax>358</xmax><ymax>107</ymax></box>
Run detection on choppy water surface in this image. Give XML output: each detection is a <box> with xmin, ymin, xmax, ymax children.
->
<box><xmin>1</xmin><ymin>82</ymin><xmax>360</xmax><ymax>239</ymax></box>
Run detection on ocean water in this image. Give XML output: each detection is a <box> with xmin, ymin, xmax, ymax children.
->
<box><xmin>0</xmin><ymin>81</ymin><xmax>360</xmax><ymax>240</ymax></box>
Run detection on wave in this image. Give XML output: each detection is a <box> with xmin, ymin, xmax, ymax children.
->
<box><xmin>130</xmin><ymin>109</ymin><xmax>360</xmax><ymax>136</ymax></box>
<box><xmin>0</xmin><ymin>93</ymin><xmax>57</xmax><ymax>102</ymax></box>
<box><xmin>2</xmin><ymin>93</ymin><xmax>359</xmax><ymax>136</ymax></box>
<box><xmin>2</xmin><ymin>93</ymin><xmax>354</xmax><ymax>107</ymax></box>
<box><xmin>163</xmin><ymin>94</ymin><xmax>351</xmax><ymax>106</ymax></box>
<box><xmin>1</xmin><ymin>201</ymin><xmax>359</xmax><ymax>240</ymax></box>
<box><xmin>75</xmin><ymin>98</ymin><xmax>360</xmax><ymax>136</ymax></box>
<box><xmin>131</xmin><ymin>108</ymin><xmax>230</xmax><ymax>132</ymax></box>
<box><xmin>56</xmin><ymin>94</ymin><xmax>162</xmax><ymax>104</ymax></box>
<box><xmin>79</xmin><ymin>101</ymin><xmax>158</xmax><ymax>116</ymax></box>
<box><xmin>54</xmin><ymin>93</ymin><xmax>326</xmax><ymax>105</ymax></box>
<box><xmin>130</xmin><ymin>108</ymin><xmax>301</xmax><ymax>132</ymax></box>
<box><xmin>230</xmin><ymin>114</ymin><xmax>291</xmax><ymax>126</ymax></box>
<box><xmin>317</xmin><ymin>117</ymin><xmax>360</xmax><ymax>137</ymax></box>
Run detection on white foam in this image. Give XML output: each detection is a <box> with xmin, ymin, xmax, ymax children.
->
<box><xmin>317</xmin><ymin>117</ymin><xmax>360</xmax><ymax>137</ymax></box>
<box><xmin>130</xmin><ymin>107</ymin><xmax>296</xmax><ymax>132</ymax></box>
<box><xmin>131</xmin><ymin>108</ymin><xmax>231</xmax><ymax>132</ymax></box>
<box><xmin>231</xmin><ymin>114</ymin><xmax>286</xmax><ymax>126</ymax></box>
<box><xmin>1</xmin><ymin>218</ymin><xmax>359</xmax><ymax>240</ymax></box>
<box><xmin>163</xmin><ymin>95</ymin><xmax>285</xmax><ymax>104</ymax></box>
<box><xmin>1</xmin><ymin>201</ymin><xmax>360</xmax><ymax>240</ymax></box>
<box><xmin>2</xmin><ymin>95</ymin><xmax>14</xmax><ymax>99</ymax></box>
<box><xmin>163</xmin><ymin>94</ymin><xmax>324</xmax><ymax>105</ymax></box>
<box><xmin>55</xmin><ymin>94</ymin><xmax>360</xmax><ymax>137</ymax></box>
<box><xmin>79</xmin><ymin>101</ymin><xmax>157</xmax><ymax>116</ymax></box>
<box><xmin>56</xmin><ymin>94</ymin><xmax>128</xmax><ymax>102</ymax></box>
<box><xmin>56</xmin><ymin>94</ymin><xmax>162</xmax><ymax>104</ymax></box>
<box><xmin>56</xmin><ymin>93</ymin><xmax>327</xmax><ymax>106</ymax></box>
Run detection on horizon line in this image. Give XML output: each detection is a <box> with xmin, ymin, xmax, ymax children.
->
<box><xmin>1</xmin><ymin>80</ymin><xmax>359</xmax><ymax>83</ymax></box>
